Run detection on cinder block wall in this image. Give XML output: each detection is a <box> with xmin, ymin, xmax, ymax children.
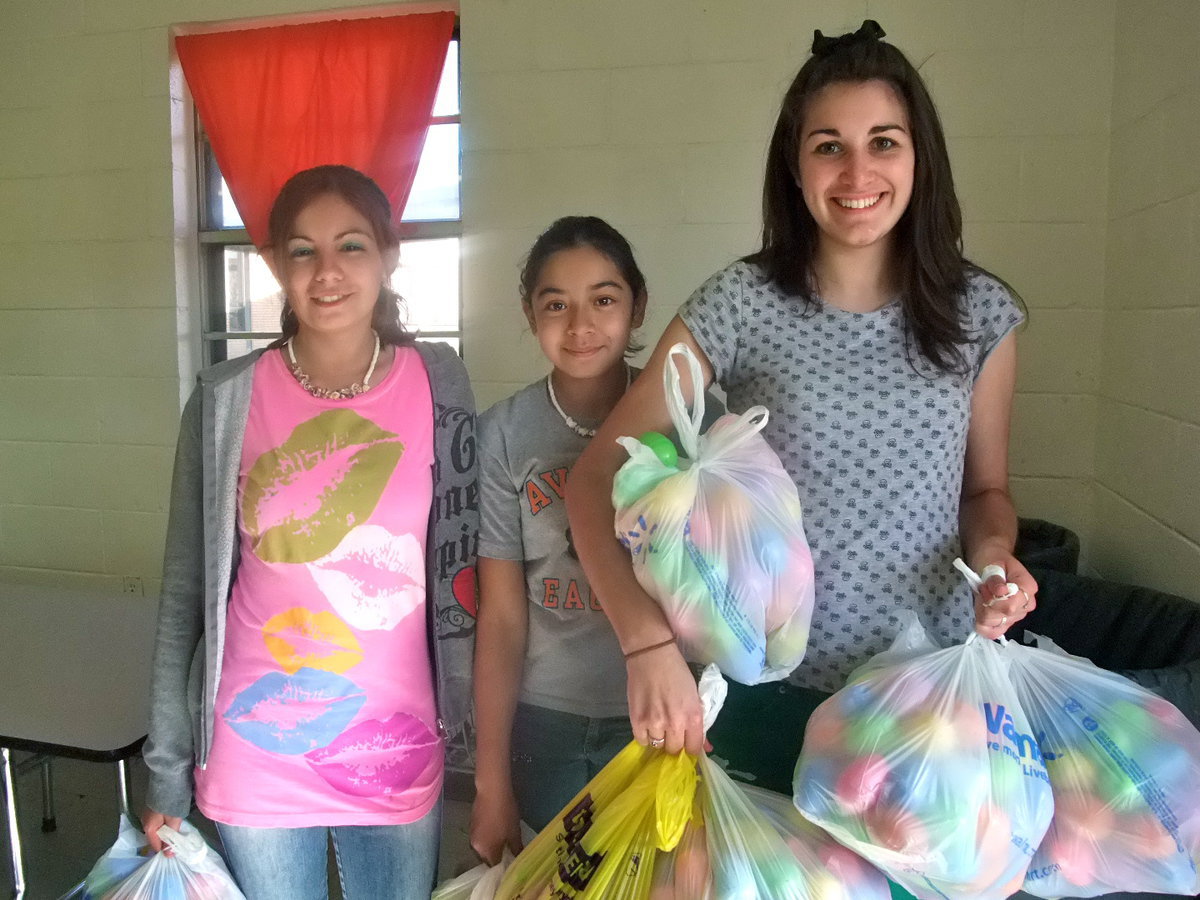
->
<box><xmin>4</xmin><ymin>0</ymin><xmax>1190</xmax><ymax>601</ymax></box>
<box><xmin>1091</xmin><ymin>1</ymin><xmax>1200</xmax><ymax>596</ymax></box>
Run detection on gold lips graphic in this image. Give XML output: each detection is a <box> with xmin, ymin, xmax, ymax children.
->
<box><xmin>243</xmin><ymin>409</ymin><xmax>405</xmax><ymax>564</ymax></box>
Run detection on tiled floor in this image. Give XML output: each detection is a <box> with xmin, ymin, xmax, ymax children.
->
<box><xmin>1</xmin><ymin>752</ymin><xmax>479</xmax><ymax>900</ymax></box>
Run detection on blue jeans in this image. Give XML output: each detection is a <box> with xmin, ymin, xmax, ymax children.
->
<box><xmin>509</xmin><ymin>702</ymin><xmax>632</xmax><ymax>831</ymax></box>
<box><xmin>215</xmin><ymin>799</ymin><xmax>441</xmax><ymax>900</ymax></box>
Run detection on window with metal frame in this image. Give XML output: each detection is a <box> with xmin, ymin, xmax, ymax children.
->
<box><xmin>197</xmin><ymin>36</ymin><xmax>461</xmax><ymax>365</ymax></box>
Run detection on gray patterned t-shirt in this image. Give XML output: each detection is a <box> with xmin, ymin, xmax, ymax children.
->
<box><xmin>681</xmin><ymin>261</ymin><xmax>1023</xmax><ymax>692</ymax></box>
<box><xmin>478</xmin><ymin>378</ymin><xmax>629</xmax><ymax>718</ymax></box>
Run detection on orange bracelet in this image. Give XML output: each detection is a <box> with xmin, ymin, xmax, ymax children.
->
<box><xmin>623</xmin><ymin>636</ymin><xmax>676</xmax><ymax>661</ymax></box>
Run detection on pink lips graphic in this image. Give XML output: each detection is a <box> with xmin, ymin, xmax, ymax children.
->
<box><xmin>304</xmin><ymin>713</ymin><xmax>441</xmax><ymax>797</ymax></box>
<box><xmin>307</xmin><ymin>524</ymin><xmax>425</xmax><ymax>631</ymax></box>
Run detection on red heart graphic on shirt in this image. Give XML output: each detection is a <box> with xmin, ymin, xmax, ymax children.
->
<box><xmin>452</xmin><ymin>566</ymin><xmax>477</xmax><ymax>618</ymax></box>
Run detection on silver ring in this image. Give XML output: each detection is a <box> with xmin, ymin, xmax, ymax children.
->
<box><xmin>1000</xmin><ymin>615</ymin><xmax>1008</xmax><ymax>627</ymax></box>
<box><xmin>649</xmin><ymin>737</ymin><xmax>665</xmax><ymax>748</ymax></box>
<box><xmin>1021</xmin><ymin>590</ymin><xmax>1031</xmax><ymax>611</ymax></box>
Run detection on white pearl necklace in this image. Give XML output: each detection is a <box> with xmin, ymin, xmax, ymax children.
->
<box><xmin>546</xmin><ymin>365</ymin><xmax>632</xmax><ymax>438</ymax></box>
<box><xmin>286</xmin><ymin>331</ymin><xmax>381</xmax><ymax>400</ymax></box>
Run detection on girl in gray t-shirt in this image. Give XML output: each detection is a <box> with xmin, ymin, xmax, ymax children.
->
<box><xmin>567</xmin><ymin>21</ymin><xmax>1037</xmax><ymax>792</ymax></box>
<box><xmin>469</xmin><ymin>216</ymin><xmax>651</xmax><ymax>862</ymax></box>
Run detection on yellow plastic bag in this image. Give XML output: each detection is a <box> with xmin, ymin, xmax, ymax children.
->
<box><xmin>495</xmin><ymin>741</ymin><xmax>698</xmax><ymax>900</ymax></box>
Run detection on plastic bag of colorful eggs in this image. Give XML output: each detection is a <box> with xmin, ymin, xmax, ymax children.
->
<box><xmin>613</xmin><ymin>343</ymin><xmax>815</xmax><ymax>685</ymax></box>
<box><xmin>646</xmin><ymin>758</ymin><xmax>892</xmax><ymax>900</ymax></box>
<box><xmin>83</xmin><ymin>817</ymin><xmax>245</xmax><ymax>900</ymax></box>
<box><xmin>1003</xmin><ymin>634</ymin><xmax>1200</xmax><ymax>898</ymax></box>
<box><xmin>792</xmin><ymin>612</ymin><xmax>1055</xmax><ymax>900</ymax></box>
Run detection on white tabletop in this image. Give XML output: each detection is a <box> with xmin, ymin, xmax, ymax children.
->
<box><xmin>0</xmin><ymin>582</ymin><xmax>160</xmax><ymax>760</ymax></box>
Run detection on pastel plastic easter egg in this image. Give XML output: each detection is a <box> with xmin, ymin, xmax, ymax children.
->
<box><xmin>785</xmin><ymin>535</ymin><xmax>814</xmax><ymax>571</ymax></box>
<box><xmin>836</xmin><ymin>681</ymin><xmax>878</xmax><ymax>717</ymax></box>
<box><xmin>809</xmin><ymin>872</ymin><xmax>850</xmax><ymax>900</ymax></box>
<box><xmin>1119</xmin><ymin>812</ymin><xmax>1179</xmax><ymax>859</ymax></box>
<box><xmin>803</xmin><ymin>707</ymin><xmax>847</xmax><ymax>754</ymax></box>
<box><xmin>1110</xmin><ymin>698</ymin><xmax>1153</xmax><ymax>734</ymax></box>
<box><xmin>710</xmin><ymin>481</ymin><xmax>754</xmax><ymax>529</ymax></box>
<box><xmin>951</xmin><ymin>701</ymin><xmax>989</xmax><ymax>747</ymax></box>
<box><xmin>835</xmin><ymin>754</ymin><xmax>890</xmax><ymax>814</ymax></box>
<box><xmin>904</xmin><ymin>709</ymin><xmax>961</xmax><ymax>756</ymax></box>
<box><xmin>648</xmin><ymin>473</ymin><xmax>694</xmax><ymax>517</ymax></box>
<box><xmin>756</xmin><ymin>530</ymin><xmax>789</xmax><ymax>574</ymax></box>
<box><xmin>156</xmin><ymin>876</ymin><xmax>187</xmax><ymax>900</ymax></box>
<box><xmin>793</xmin><ymin>757</ymin><xmax>839</xmax><ymax>816</ymax></box>
<box><xmin>1045</xmin><ymin>834</ymin><xmax>1098</xmax><ymax>887</ymax></box>
<box><xmin>879</xmin><ymin>675</ymin><xmax>935</xmax><ymax>717</ymax></box>
<box><xmin>1142</xmin><ymin>739</ymin><xmax>1192</xmax><ymax>787</ymax></box>
<box><xmin>1056</xmin><ymin>792</ymin><xmax>1117</xmax><ymax>841</ymax></box>
<box><xmin>1045</xmin><ymin>749</ymin><xmax>1099</xmax><ymax>791</ymax></box>
<box><xmin>1093</xmin><ymin>759</ymin><xmax>1145</xmax><ymax>810</ymax></box>
<box><xmin>673</xmin><ymin>827</ymin><xmax>711</xmax><ymax>894</ymax></box>
<box><xmin>765</xmin><ymin>618</ymin><xmax>809</xmax><ymax>671</ymax></box>
<box><xmin>683</xmin><ymin>507</ymin><xmax>714</xmax><ymax>551</ymax></box>
<box><xmin>1145</xmin><ymin>694</ymin><xmax>1190</xmax><ymax>730</ymax></box>
<box><xmin>865</xmin><ymin>803</ymin><xmax>931</xmax><ymax>855</ymax></box>
<box><xmin>846</xmin><ymin>709</ymin><xmax>899</xmax><ymax>754</ymax></box>
<box><xmin>639</xmin><ymin>431</ymin><xmax>678</xmax><ymax>469</ymax></box>
<box><xmin>1105</xmin><ymin>701</ymin><xmax>1152</xmax><ymax>755</ymax></box>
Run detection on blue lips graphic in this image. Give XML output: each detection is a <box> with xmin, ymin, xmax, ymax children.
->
<box><xmin>224</xmin><ymin>667</ymin><xmax>366</xmax><ymax>755</ymax></box>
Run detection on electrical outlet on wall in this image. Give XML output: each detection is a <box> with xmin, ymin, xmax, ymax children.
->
<box><xmin>123</xmin><ymin>576</ymin><xmax>144</xmax><ymax>596</ymax></box>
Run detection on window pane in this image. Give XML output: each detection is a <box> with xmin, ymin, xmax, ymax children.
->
<box><xmin>401</xmin><ymin>124</ymin><xmax>460</xmax><ymax>222</ymax></box>
<box><xmin>219</xmin><ymin>240</ymin><xmax>458</xmax><ymax>337</ymax></box>
<box><xmin>221</xmin><ymin>337</ymin><xmax>277</xmax><ymax>360</ymax></box>
<box><xmin>393</xmin><ymin>238</ymin><xmax>460</xmax><ymax>333</ymax></box>
<box><xmin>216</xmin><ymin>177</ymin><xmax>244</xmax><ymax>229</ymax></box>
<box><xmin>222</xmin><ymin>246</ymin><xmax>281</xmax><ymax>332</ymax></box>
<box><xmin>431</xmin><ymin>40</ymin><xmax>459</xmax><ymax>117</ymax></box>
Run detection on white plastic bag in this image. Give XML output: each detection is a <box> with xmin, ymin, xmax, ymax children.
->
<box><xmin>743</xmin><ymin>784</ymin><xmax>891</xmax><ymax>900</ymax></box>
<box><xmin>793</xmin><ymin>612</ymin><xmax>1054</xmax><ymax>900</ymax></box>
<box><xmin>613</xmin><ymin>343</ymin><xmax>815</xmax><ymax>684</ymax></box>
<box><xmin>83</xmin><ymin>817</ymin><xmax>245</xmax><ymax>900</ymax></box>
<box><xmin>432</xmin><ymin>850</ymin><xmax>514</xmax><ymax>900</ymax></box>
<box><xmin>1005</xmin><ymin>634</ymin><xmax>1200</xmax><ymax>898</ymax></box>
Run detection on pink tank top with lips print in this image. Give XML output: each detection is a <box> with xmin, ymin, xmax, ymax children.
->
<box><xmin>195</xmin><ymin>346</ymin><xmax>441</xmax><ymax>827</ymax></box>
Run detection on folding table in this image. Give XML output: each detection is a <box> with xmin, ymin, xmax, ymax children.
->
<box><xmin>0</xmin><ymin>582</ymin><xmax>159</xmax><ymax>899</ymax></box>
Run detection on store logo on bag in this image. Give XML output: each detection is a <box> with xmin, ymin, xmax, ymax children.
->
<box><xmin>984</xmin><ymin>702</ymin><xmax>1049</xmax><ymax>779</ymax></box>
<box><xmin>553</xmin><ymin>794</ymin><xmax>605</xmax><ymax>894</ymax></box>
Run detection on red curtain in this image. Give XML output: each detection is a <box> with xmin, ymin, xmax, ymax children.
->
<box><xmin>177</xmin><ymin>12</ymin><xmax>455</xmax><ymax>248</ymax></box>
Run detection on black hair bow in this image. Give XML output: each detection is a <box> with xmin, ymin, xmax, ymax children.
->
<box><xmin>811</xmin><ymin>19</ymin><xmax>886</xmax><ymax>56</ymax></box>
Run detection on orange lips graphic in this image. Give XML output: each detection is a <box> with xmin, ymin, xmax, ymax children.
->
<box><xmin>263</xmin><ymin>607</ymin><xmax>363</xmax><ymax>674</ymax></box>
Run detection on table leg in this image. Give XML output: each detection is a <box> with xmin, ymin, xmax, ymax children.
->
<box><xmin>2</xmin><ymin>747</ymin><xmax>27</xmax><ymax>899</ymax></box>
<box><xmin>39</xmin><ymin>758</ymin><xmax>55</xmax><ymax>834</ymax></box>
<box><xmin>115</xmin><ymin>759</ymin><xmax>131</xmax><ymax>819</ymax></box>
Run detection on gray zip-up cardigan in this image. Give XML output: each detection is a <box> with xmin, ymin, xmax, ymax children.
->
<box><xmin>143</xmin><ymin>343</ymin><xmax>478</xmax><ymax>818</ymax></box>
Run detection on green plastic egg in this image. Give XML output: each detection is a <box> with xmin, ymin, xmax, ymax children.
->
<box><xmin>639</xmin><ymin>431</ymin><xmax>679</xmax><ymax>468</ymax></box>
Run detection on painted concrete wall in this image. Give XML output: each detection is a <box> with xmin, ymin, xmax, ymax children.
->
<box><xmin>5</xmin><ymin>1</ymin><xmax>1188</xmax><ymax>602</ymax></box>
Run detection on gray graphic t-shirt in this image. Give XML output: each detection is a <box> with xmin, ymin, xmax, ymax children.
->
<box><xmin>682</xmin><ymin>261</ymin><xmax>1023</xmax><ymax>692</ymax></box>
<box><xmin>478</xmin><ymin>378</ymin><xmax>628</xmax><ymax>718</ymax></box>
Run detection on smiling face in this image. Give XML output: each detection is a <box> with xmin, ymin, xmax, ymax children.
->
<box><xmin>797</xmin><ymin>79</ymin><xmax>915</xmax><ymax>259</ymax></box>
<box><xmin>524</xmin><ymin>245</ymin><xmax>645</xmax><ymax>382</ymax></box>
<box><xmin>275</xmin><ymin>192</ymin><xmax>397</xmax><ymax>340</ymax></box>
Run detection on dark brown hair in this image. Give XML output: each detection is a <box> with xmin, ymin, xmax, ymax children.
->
<box><xmin>746</xmin><ymin>22</ymin><xmax>973</xmax><ymax>373</ymax></box>
<box><xmin>520</xmin><ymin>216</ymin><xmax>648</xmax><ymax>356</ymax></box>
<box><xmin>264</xmin><ymin>165</ymin><xmax>413</xmax><ymax>348</ymax></box>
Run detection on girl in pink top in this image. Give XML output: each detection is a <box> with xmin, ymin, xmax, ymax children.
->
<box><xmin>141</xmin><ymin>166</ymin><xmax>474</xmax><ymax>900</ymax></box>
